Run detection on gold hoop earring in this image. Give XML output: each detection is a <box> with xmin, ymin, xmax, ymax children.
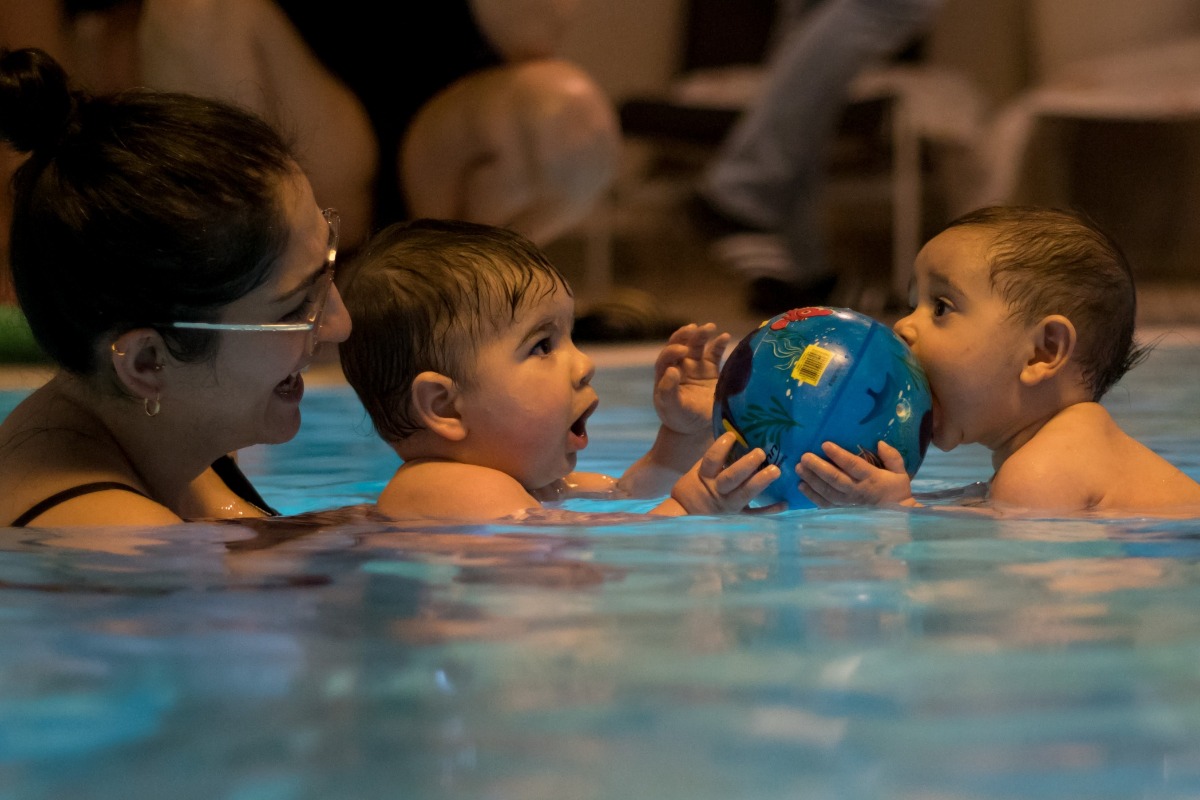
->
<box><xmin>144</xmin><ymin>394</ymin><xmax>161</xmax><ymax>417</ymax></box>
<box><xmin>111</xmin><ymin>342</ymin><xmax>127</xmax><ymax>357</ymax></box>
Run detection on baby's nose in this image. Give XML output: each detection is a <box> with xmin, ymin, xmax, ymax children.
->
<box><xmin>576</xmin><ymin>347</ymin><xmax>595</xmax><ymax>386</ymax></box>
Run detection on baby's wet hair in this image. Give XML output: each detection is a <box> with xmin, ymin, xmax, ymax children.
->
<box><xmin>946</xmin><ymin>205</ymin><xmax>1148</xmax><ymax>399</ymax></box>
<box><xmin>340</xmin><ymin>218</ymin><xmax>572</xmax><ymax>444</ymax></box>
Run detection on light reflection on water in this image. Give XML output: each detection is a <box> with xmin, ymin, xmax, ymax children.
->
<box><xmin>0</xmin><ymin>334</ymin><xmax>1199</xmax><ymax>798</ymax></box>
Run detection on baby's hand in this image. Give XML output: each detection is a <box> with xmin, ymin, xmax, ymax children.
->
<box><xmin>667</xmin><ymin>432</ymin><xmax>782</xmax><ymax>515</ymax></box>
<box><xmin>652</xmin><ymin>323</ymin><xmax>731</xmax><ymax>436</ymax></box>
<box><xmin>797</xmin><ymin>440</ymin><xmax>916</xmax><ymax>507</ymax></box>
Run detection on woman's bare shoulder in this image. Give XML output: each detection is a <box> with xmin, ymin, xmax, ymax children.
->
<box><xmin>0</xmin><ymin>388</ymin><xmax>155</xmax><ymax>525</ymax></box>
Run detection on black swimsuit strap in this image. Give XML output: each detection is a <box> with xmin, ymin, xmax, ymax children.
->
<box><xmin>10</xmin><ymin>457</ymin><xmax>279</xmax><ymax>528</ymax></box>
<box><xmin>210</xmin><ymin>455</ymin><xmax>279</xmax><ymax>517</ymax></box>
<box><xmin>10</xmin><ymin>482</ymin><xmax>150</xmax><ymax>528</ymax></box>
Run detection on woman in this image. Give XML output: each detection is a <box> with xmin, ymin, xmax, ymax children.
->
<box><xmin>0</xmin><ymin>47</ymin><xmax>351</xmax><ymax>527</ymax></box>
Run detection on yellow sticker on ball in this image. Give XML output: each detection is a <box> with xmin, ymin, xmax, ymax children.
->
<box><xmin>792</xmin><ymin>344</ymin><xmax>833</xmax><ymax>386</ymax></box>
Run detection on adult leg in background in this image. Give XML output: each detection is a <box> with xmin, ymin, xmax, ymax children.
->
<box><xmin>700</xmin><ymin>0</ymin><xmax>944</xmax><ymax>311</ymax></box>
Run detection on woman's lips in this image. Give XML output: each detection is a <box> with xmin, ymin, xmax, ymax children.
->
<box><xmin>275</xmin><ymin>371</ymin><xmax>304</xmax><ymax>402</ymax></box>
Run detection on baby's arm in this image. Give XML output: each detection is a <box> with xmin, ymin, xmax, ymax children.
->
<box><xmin>796</xmin><ymin>440</ymin><xmax>920</xmax><ymax>508</ymax></box>
<box><xmin>532</xmin><ymin>470</ymin><xmax>618</xmax><ymax>502</ymax></box>
<box><xmin>618</xmin><ymin>323</ymin><xmax>732</xmax><ymax>498</ymax></box>
<box><xmin>650</xmin><ymin>432</ymin><xmax>782</xmax><ymax>516</ymax></box>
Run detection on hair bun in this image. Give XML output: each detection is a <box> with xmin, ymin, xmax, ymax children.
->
<box><xmin>0</xmin><ymin>48</ymin><xmax>76</xmax><ymax>155</ymax></box>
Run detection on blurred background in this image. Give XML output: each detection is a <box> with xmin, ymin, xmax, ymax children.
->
<box><xmin>548</xmin><ymin>0</ymin><xmax>1200</xmax><ymax>335</ymax></box>
<box><xmin>3</xmin><ymin>0</ymin><xmax>1200</xmax><ymax>350</ymax></box>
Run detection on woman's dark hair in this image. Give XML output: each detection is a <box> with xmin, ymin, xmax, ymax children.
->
<box><xmin>0</xmin><ymin>47</ymin><xmax>295</xmax><ymax>374</ymax></box>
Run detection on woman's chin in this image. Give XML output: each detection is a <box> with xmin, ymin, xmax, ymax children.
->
<box><xmin>259</xmin><ymin>402</ymin><xmax>303</xmax><ymax>446</ymax></box>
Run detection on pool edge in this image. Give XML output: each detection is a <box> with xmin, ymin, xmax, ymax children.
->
<box><xmin>2</xmin><ymin>325</ymin><xmax>1198</xmax><ymax>390</ymax></box>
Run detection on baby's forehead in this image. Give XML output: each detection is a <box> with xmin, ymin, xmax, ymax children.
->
<box><xmin>518</xmin><ymin>271</ymin><xmax>572</xmax><ymax>304</ymax></box>
<box><xmin>936</xmin><ymin>224</ymin><xmax>998</xmax><ymax>249</ymax></box>
<box><xmin>481</xmin><ymin>272</ymin><xmax>571</xmax><ymax>326</ymax></box>
<box><xmin>920</xmin><ymin>226</ymin><xmax>995</xmax><ymax>274</ymax></box>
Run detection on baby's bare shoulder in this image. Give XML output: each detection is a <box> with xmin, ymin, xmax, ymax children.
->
<box><xmin>377</xmin><ymin>461</ymin><xmax>541</xmax><ymax>522</ymax></box>
<box><xmin>990</xmin><ymin>404</ymin><xmax>1117</xmax><ymax>510</ymax></box>
<box><xmin>1000</xmin><ymin>403</ymin><xmax>1200</xmax><ymax>512</ymax></box>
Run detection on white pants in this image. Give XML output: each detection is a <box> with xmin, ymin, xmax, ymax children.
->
<box><xmin>702</xmin><ymin>0</ymin><xmax>944</xmax><ymax>281</ymax></box>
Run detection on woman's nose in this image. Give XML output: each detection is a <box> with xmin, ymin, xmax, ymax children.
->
<box><xmin>320</xmin><ymin>283</ymin><xmax>353</xmax><ymax>344</ymax></box>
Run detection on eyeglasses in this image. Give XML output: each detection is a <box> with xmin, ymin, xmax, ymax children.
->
<box><xmin>162</xmin><ymin>208</ymin><xmax>340</xmax><ymax>356</ymax></box>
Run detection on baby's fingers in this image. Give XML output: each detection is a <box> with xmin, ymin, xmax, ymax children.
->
<box><xmin>819</xmin><ymin>441</ymin><xmax>875</xmax><ymax>478</ymax></box>
<box><xmin>796</xmin><ymin>453</ymin><xmax>848</xmax><ymax>503</ymax></box>
<box><xmin>698</xmin><ymin>431</ymin><xmax>738</xmax><ymax>477</ymax></box>
<box><xmin>672</xmin><ymin>322</ymin><xmax>723</xmax><ymax>360</ymax></box>
<box><xmin>671</xmin><ymin>321</ymin><xmax>716</xmax><ymax>345</ymax></box>
<box><xmin>736</xmin><ymin>460</ymin><xmax>782</xmax><ymax>499</ymax></box>
<box><xmin>653</xmin><ymin>342</ymin><xmax>687</xmax><ymax>376</ymax></box>
<box><xmin>798</xmin><ymin>450</ymin><xmax>843</xmax><ymax>484</ymax></box>
<box><xmin>798</xmin><ymin>481</ymin><xmax>835</xmax><ymax>509</ymax></box>
<box><xmin>703</xmin><ymin>330</ymin><xmax>731</xmax><ymax>364</ymax></box>
<box><xmin>654</xmin><ymin>364</ymin><xmax>682</xmax><ymax>397</ymax></box>
<box><xmin>714</xmin><ymin>447</ymin><xmax>771</xmax><ymax>494</ymax></box>
<box><xmin>877</xmin><ymin>440</ymin><xmax>907</xmax><ymax>473</ymax></box>
<box><xmin>721</xmin><ymin>456</ymin><xmax>780</xmax><ymax>508</ymax></box>
<box><xmin>666</xmin><ymin>322</ymin><xmax>703</xmax><ymax>346</ymax></box>
<box><xmin>660</xmin><ymin>323</ymin><xmax>704</xmax><ymax>363</ymax></box>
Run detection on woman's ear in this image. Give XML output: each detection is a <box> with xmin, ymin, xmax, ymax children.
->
<box><xmin>410</xmin><ymin>371</ymin><xmax>467</xmax><ymax>441</ymax></box>
<box><xmin>1021</xmin><ymin>314</ymin><xmax>1076</xmax><ymax>386</ymax></box>
<box><xmin>109</xmin><ymin>329</ymin><xmax>168</xmax><ymax>402</ymax></box>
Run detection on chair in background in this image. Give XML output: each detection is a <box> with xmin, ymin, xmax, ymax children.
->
<box><xmin>598</xmin><ymin>0</ymin><xmax>985</xmax><ymax>314</ymax></box>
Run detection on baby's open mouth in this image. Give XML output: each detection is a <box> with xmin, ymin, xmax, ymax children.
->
<box><xmin>570</xmin><ymin>400</ymin><xmax>599</xmax><ymax>449</ymax></box>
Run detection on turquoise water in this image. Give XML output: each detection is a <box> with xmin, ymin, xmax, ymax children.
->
<box><xmin>2</xmin><ymin>333</ymin><xmax>1200</xmax><ymax>799</ymax></box>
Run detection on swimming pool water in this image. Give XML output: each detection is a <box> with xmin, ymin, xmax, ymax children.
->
<box><xmin>2</xmin><ymin>332</ymin><xmax>1200</xmax><ymax>799</ymax></box>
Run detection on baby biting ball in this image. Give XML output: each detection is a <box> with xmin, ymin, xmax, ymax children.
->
<box><xmin>713</xmin><ymin>307</ymin><xmax>932</xmax><ymax>509</ymax></box>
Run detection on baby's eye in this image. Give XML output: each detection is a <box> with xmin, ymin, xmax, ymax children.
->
<box><xmin>530</xmin><ymin>337</ymin><xmax>553</xmax><ymax>356</ymax></box>
<box><xmin>932</xmin><ymin>297</ymin><xmax>951</xmax><ymax>317</ymax></box>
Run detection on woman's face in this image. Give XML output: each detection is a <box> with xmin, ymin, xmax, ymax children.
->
<box><xmin>167</xmin><ymin>169</ymin><xmax>352</xmax><ymax>452</ymax></box>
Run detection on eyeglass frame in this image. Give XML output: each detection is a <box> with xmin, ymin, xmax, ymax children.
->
<box><xmin>159</xmin><ymin>208</ymin><xmax>340</xmax><ymax>355</ymax></box>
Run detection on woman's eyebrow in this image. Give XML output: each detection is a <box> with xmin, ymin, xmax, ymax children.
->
<box><xmin>272</xmin><ymin>214</ymin><xmax>336</xmax><ymax>302</ymax></box>
<box><xmin>272</xmin><ymin>266</ymin><xmax>322</xmax><ymax>304</ymax></box>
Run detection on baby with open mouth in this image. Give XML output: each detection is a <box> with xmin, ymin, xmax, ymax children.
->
<box><xmin>339</xmin><ymin>218</ymin><xmax>781</xmax><ymax>523</ymax></box>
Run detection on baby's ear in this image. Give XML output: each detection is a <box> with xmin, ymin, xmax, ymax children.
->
<box><xmin>410</xmin><ymin>371</ymin><xmax>466</xmax><ymax>441</ymax></box>
<box><xmin>1021</xmin><ymin>314</ymin><xmax>1076</xmax><ymax>386</ymax></box>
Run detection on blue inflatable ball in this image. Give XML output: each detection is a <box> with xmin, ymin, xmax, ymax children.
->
<box><xmin>713</xmin><ymin>306</ymin><xmax>932</xmax><ymax>509</ymax></box>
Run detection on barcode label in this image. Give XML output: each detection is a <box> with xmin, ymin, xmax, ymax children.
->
<box><xmin>792</xmin><ymin>345</ymin><xmax>833</xmax><ymax>386</ymax></box>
